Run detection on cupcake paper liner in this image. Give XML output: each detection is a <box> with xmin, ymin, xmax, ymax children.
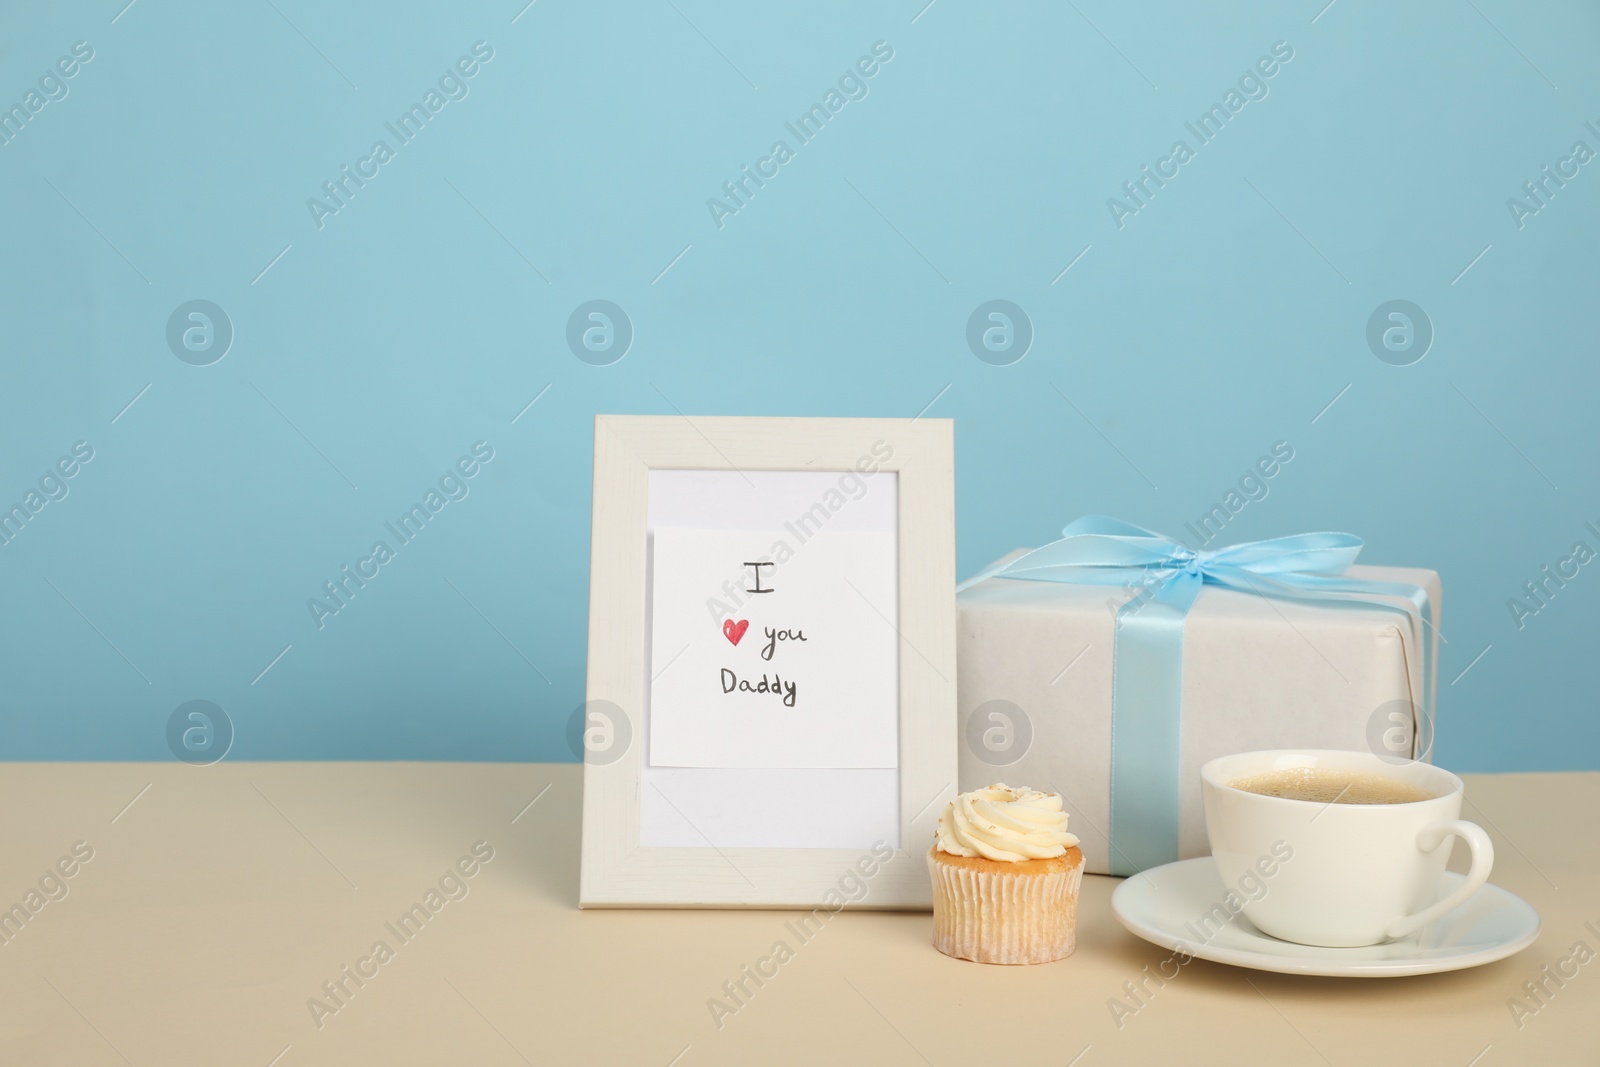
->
<box><xmin>928</xmin><ymin>851</ymin><xmax>1082</xmax><ymax>965</ymax></box>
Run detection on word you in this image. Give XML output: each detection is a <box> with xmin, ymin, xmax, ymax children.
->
<box><xmin>308</xmin><ymin>41</ymin><xmax>495</xmax><ymax>230</ymax></box>
<box><xmin>707</xmin><ymin>41</ymin><xmax>895</xmax><ymax>229</ymax></box>
<box><xmin>708</xmin><ymin>841</ymin><xmax>893</xmax><ymax>1029</ymax></box>
<box><xmin>308</xmin><ymin>441</ymin><xmax>494</xmax><ymax>629</ymax></box>
<box><xmin>1507</xmin><ymin>120</ymin><xmax>1600</xmax><ymax>231</ymax></box>
<box><xmin>1107</xmin><ymin>41</ymin><xmax>1295</xmax><ymax>229</ymax></box>
<box><xmin>0</xmin><ymin>440</ymin><xmax>95</xmax><ymax>549</ymax></box>
<box><xmin>1181</xmin><ymin>440</ymin><xmax>1295</xmax><ymax>548</ymax></box>
<box><xmin>704</xmin><ymin>440</ymin><xmax>893</xmax><ymax>623</ymax></box>
<box><xmin>307</xmin><ymin>841</ymin><xmax>495</xmax><ymax>1029</ymax></box>
<box><xmin>1507</xmin><ymin>522</ymin><xmax>1600</xmax><ymax>630</ymax></box>
<box><xmin>759</xmin><ymin>626</ymin><xmax>805</xmax><ymax>661</ymax></box>
<box><xmin>1107</xmin><ymin>840</ymin><xmax>1292</xmax><ymax>1028</ymax></box>
<box><xmin>0</xmin><ymin>40</ymin><xmax>94</xmax><ymax>148</ymax></box>
<box><xmin>0</xmin><ymin>841</ymin><xmax>94</xmax><ymax>947</ymax></box>
<box><xmin>1506</xmin><ymin>918</ymin><xmax>1600</xmax><ymax>1029</ymax></box>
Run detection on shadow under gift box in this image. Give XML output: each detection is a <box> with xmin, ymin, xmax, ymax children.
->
<box><xmin>956</xmin><ymin>550</ymin><xmax>1441</xmax><ymax>876</ymax></box>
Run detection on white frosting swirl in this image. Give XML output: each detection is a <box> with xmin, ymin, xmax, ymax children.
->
<box><xmin>935</xmin><ymin>784</ymin><xmax>1079</xmax><ymax>862</ymax></box>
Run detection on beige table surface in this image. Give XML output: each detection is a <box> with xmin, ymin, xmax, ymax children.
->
<box><xmin>1</xmin><ymin>764</ymin><xmax>1595</xmax><ymax>1066</ymax></box>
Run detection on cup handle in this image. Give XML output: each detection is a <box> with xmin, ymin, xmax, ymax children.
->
<box><xmin>1384</xmin><ymin>820</ymin><xmax>1495</xmax><ymax>939</ymax></box>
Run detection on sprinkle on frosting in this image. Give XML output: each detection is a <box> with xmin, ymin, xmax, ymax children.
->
<box><xmin>935</xmin><ymin>784</ymin><xmax>1080</xmax><ymax>862</ymax></box>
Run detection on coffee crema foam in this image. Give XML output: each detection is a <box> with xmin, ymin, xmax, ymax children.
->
<box><xmin>1227</xmin><ymin>767</ymin><xmax>1437</xmax><ymax>805</ymax></box>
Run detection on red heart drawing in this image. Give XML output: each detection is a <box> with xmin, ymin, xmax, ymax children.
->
<box><xmin>723</xmin><ymin>619</ymin><xmax>749</xmax><ymax>646</ymax></box>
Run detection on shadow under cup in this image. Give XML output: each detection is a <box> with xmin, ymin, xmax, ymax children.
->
<box><xmin>1200</xmin><ymin>750</ymin><xmax>1493</xmax><ymax>949</ymax></box>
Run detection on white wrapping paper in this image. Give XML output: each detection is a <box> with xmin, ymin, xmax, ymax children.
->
<box><xmin>957</xmin><ymin>554</ymin><xmax>1441</xmax><ymax>875</ymax></box>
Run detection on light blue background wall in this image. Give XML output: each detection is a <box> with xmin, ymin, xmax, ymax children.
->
<box><xmin>1</xmin><ymin>1</ymin><xmax>1595</xmax><ymax>769</ymax></box>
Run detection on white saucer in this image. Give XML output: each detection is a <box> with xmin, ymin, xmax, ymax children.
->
<box><xmin>1110</xmin><ymin>857</ymin><xmax>1540</xmax><ymax>978</ymax></box>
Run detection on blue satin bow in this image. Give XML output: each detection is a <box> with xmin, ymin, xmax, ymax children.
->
<box><xmin>958</xmin><ymin>516</ymin><xmax>1436</xmax><ymax>875</ymax></box>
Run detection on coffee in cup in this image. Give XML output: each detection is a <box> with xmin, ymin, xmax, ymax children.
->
<box><xmin>1227</xmin><ymin>767</ymin><xmax>1437</xmax><ymax>806</ymax></box>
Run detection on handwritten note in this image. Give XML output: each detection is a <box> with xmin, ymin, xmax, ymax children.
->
<box><xmin>648</xmin><ymin>527</ymin><xmax>900</xmax><ymax>769</ymax></box>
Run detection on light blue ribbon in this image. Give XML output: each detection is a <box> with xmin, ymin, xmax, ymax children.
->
<box><xmin>957</xmin><ymin>516</ymin><xmax>1435</xmax><ymax>876</ymax></box>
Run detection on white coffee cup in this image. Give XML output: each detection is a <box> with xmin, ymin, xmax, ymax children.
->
<box><xmin>1200</xmin><ymin>749</ymin><xmax>1494</xmax><ymax>948</ymax></box>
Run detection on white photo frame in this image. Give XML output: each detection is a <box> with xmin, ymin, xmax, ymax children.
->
<box><xmin>580</xmin><ymin>415</ymin><xmax>956</xmax><ymax>909</ymax></box>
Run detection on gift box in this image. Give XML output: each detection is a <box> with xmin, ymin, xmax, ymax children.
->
<box><xmin>956</xmin><ymin>519</ymin><xmax>1441</xmax><ymax>876</ymax></box>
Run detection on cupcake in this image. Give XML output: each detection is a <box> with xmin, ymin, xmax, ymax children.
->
<box><xmin>928</xmin><ymin>784</ymin><xmax>1083</xmax><ymax>965</ymax></box>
